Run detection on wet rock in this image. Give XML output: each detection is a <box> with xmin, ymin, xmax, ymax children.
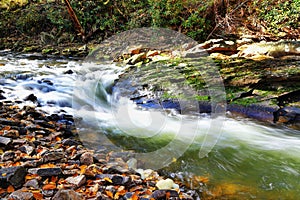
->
<box><xmin>9</xmin><ymin>189</ymin><xmax>34</xmax><ymax>200</ymax></box>
<box><xmin>1</xmin><ymin>151</ymin><xmax>15</xmax><ymax>161</ymax></box>
<box><xmin>62</xmin><ymin>138</ymin><xmax>81</xmax><ymax>146</ymax></box>
<box><xmin>15</xmin><ymin>73</ymin><xmax>34</xmax><ymax>80</ymax></box>
<box><xmin>274</xmin><ymin>107</ymin><xmax>300</xmax><ymax>124</ymax></box>
<box><xmin>36</xmin><ymin>167</ymin><xmax>62</xmax><ymax>177</ymax></box>
<box><xmin>24</xmin><ymin>94</ymin><xmax>37</xmax><ymax>103</ymax></box>
<box><xmin>0</xmin><ymin>166</ymin><xmax>26</xmax><ymax>188</ymax></box>
<box><xmin>24</xmin><ymin>179</ymin><xmax>40</xmax><ymax>189</ymax></box>
<box><xmin>105</xmin><ymin>164</ymin><xmax>130</xmax><ymax>174</ymax></box>
<box><xmin>23</xmin><ymin>160</ymin><xmax>39</xmax><ymax>168</ymax></box>
<box><xmin>0</xmin><ymin>136</ymin><xmax>12</xmax><ymax>145</ymax></box>
<box><xmin>64</xmin><ymin>69</ymin><xmax>74</xmax><ymax>74</ymax></box>
<box><xmin>34</xmin><ymin>120</ymin><xmax>55</xmax><ymax>129</ymax></box>
<box><xmin>52</xmin><ymin>189</ymin><xmax>84</xmax><ymax>200</ymax></box>
<box><xmin>38</xmin><ymin>79</ymin><xmax>53</xmax><ymax>86</ymax></box>
<box><xmin>0</xmin><ymin>118</ymin><xmax>20</xmax><ymax>126</ymax></box>
<box><xmin>151</xmin><ymin>189</ymin><xmax>179</xmax><ymax>199</ymax></box>
<box><xmin>66</xmin><ymin>175</ymin><xmax>86</xmax><ymax>188</ymax></box>
<box><xmin>19</xmin><ymin>145</ymin><xmax>35</xmax><ymax>155</ymax></box>
<box><xmin>0</xmin><ymin>93</ymin><xmax>5</xmax><ymax>100</ymax></box>
<box><xmin>42</xmin><ymin>150</ymin><xmax>65</xmax><ymax>162</ymax></box>
<box><xmin>80</xmin><ymin>152</ymin><xmax>94</xmax><ymax>165</ymax></box>
<box><xmin>111</xmin><ymin>174</ymin><xmax>130</xmax><ymax>185</ymax></box>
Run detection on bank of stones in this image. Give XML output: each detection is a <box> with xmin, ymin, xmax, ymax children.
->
<box><xmin>0</xmin><ymin>101</ymin><xmax>197</xmax><ymax>199</ymax></box>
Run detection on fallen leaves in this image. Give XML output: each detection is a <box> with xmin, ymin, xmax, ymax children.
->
<box><xmin>42</xmin><ymin>184</ymin><xmax>56</xmax><ymax>190</ymax></box>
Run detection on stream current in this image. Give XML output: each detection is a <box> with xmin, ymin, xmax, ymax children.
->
<box><xmin>1</xmin><ymin>51</ymin><xmax>300</xmax><ymax>199</ymax></box>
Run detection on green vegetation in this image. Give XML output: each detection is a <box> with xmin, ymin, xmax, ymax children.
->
<box><xmin>253</xmin><ymin>0</ymin><xmax>300</xmax><ymax>34</ymax></box>
<box><xmin>1</xmin><ymin>0</ymin><xmax>299</xmax><ymax>49</ymax></box>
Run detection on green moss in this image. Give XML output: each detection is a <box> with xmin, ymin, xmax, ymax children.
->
<box><xmin>231</xmin><ymin>97</ymin><xmax>259</xmax><ymax>106</ymax></box>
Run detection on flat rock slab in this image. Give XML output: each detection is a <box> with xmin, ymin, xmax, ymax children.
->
<box><xmin>37</xmin><ymin>167</ymin><xmax>63</xmax><ymax>177</ymax></box>
<box><xmin>0</xmin><ymin>136</ymin><xmax>12</xmax><ymax>145</ymax></box>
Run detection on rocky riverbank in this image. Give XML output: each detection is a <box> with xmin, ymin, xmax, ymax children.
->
<box><xmin>0</xmin><ymin>100</ymin><xmax>198</xmax><ymax>199</ymax></box>
<box><xmin>109</xmin><ymin>37</ymin><xmax>300</xmax><ymax>130</ymax></box>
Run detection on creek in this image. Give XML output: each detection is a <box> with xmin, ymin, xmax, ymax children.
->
<box><xmin>1</xmin><ymin>51</ymin><xmax>300</xmax><ymax>199</ymax></box>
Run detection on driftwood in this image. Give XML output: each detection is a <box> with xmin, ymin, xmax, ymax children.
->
<box><xmin>63</xmin><ymin>0</ymin><xmax>86</xmax><ymax>42</ymax></box>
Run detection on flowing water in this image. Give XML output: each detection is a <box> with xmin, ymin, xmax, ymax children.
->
<box><xmin>1</xmin><ymin>51</ymin><xmax>300</xmax><ymax>199</ymax></box>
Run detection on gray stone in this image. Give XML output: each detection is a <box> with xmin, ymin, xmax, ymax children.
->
<box><xmin>9</xmin><ymin>189</ymin><xmax>34</xmax><ymax>200</ymax></box>
<box><xmin>0</xmin><ymin>118</ymin><xmax>20</xmax><ymax>126</ymax></box>
<box><xmin>12</xmin><ymin>139</ymin><xmax>26</xmax><ymax>145</ymax></box>
<box><xmin>0</xmin><ymin>136</ymin><xmax>12</xmax><ymax>145</ymax></box>
<box><xmin>80</xmin><ymin>152</ymin><xmax>94</xmax><ymax>165</ymax></box>
<box><xmin>62</xmin><ymin>138</ymin><xmax>81</xmax><ymax>146</ymax></box>
<box><xmin>112</xmin><ymin>174</ymin><xmax>128</xmax><ymax>185</ymax></box>
<box><xmin>151</xmin><ymin>189</ymin><xmax>179</xmax><ymax>199</ymax></box>
<box><xmin>24</xmin><ymin>179</ymin><xmax>39</xmax><ymax>189</ymax></box>
<box><xmin>66</xmin><ymin>175</ymin><xmax>86</xmax><ymax>188</ymax></box>
<box><xmin>19</xmin><ymin>145</ymin><xmax>35</xmax><ymax>155</ymax></box>
<box><xmin>52</xmin><ymin>189</ymin><xmax>84</xmax><ymax>200</ymax></box>
<box><xmin>2</xmin><ymin>151</ymin><xmax>15</xmax><ymax>161</ymax></box>
<box><xmin>0</xmin><ymin>166</ymin><xmax>26</xmax><ymax>188</ymax></box>
<box><xmin>37</xmin><ymin>167</ymin><xmax>62</xmax><ymax>176</ymax></box>
<box><xmin>42</xmin><ymin>150</ymin><xmax>65</xmax><ymax>162</ymax></box>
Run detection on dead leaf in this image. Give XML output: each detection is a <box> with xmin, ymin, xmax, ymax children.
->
<box><xmin>7</xmin><ymin>185</ymin><xmax>14</xmax><ymax>193</ymax></box>
<box><xmin>79</xmin><ymin>165</ymin><xmax>87</xmax><ymax>175</ymax></box>
<box><xmin>33</xmin><ymin>192</ymin><xmax>43</xmax><ymax>200</ymax></box>
<box><xmin>103</xmin><ymin>177</ymin><xmax>113</xmax><ymax>183</ymax></box>
<box><xmin>39</xmin><ymin>163</ymin><xmax>57</xmax><ymax>168</ymax></box>
<box><xmin>0</xmin><ymin>188</ymin><xmax>6</xmax><ymax>194</ymax></box>
<box><xmin>25</xmin><ymin>174</ymin><xmax>40</xmax><ymax>181</ymax></box>
<box><xmin>50</xmin><ymin>176</ymin><xmax>58</xmax><ymax>184</ymax></box>
<box><xmin>42</xmin><ymin>184</ymin><xmax>56</xmax><ymax>190</ymax></box>
<box><xmin>131</xmin><ymin>192</ymin><xmax>139</xmax><ymax>200</ymax></box>
<box><xmin>105</xmin><ymin>190</ymin><xmax>114</xmax><ymax>198</ymax></box>
<box><xmin>3</xmin><ymin>126</ymin><xmax>11</xmax><ymax>131</ymax></box>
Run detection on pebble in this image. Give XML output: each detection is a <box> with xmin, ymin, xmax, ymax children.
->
<box><xmin>52</xmin><ymin>189</ymin><xmax>84</xmax><ymax>200</ymax></box>
<box><xmin>66</xmin><ymin>175</ymin><xmax>86</xmax><ymax>188</ymax></box>
<box><xmin>9</xmin><ymin>189</ymin><xmax>34</xmax><ymax>200</ymax></box>
<box><xmin>80</xmin><ymin>151</ymin><xmax>94</xmax><ymax>165</ymax></box>
<box><xmin>42</xmin><ymin>149</ymin><xmax>65</xmax><ymax>162</ymax></box>
<box><xmin>24</xmin><ymin>179</ymin><xmax>40</xmax><ymax>189</ymax></box>
<box><xmin>37</xmin><ymin>167</ymin><xmax>63</xmax><ymax>177</ymax></box>
<box><xmin>151</xmin><ymin>189</ymin><xmax>180</xmax><ymax>199</ymax></box>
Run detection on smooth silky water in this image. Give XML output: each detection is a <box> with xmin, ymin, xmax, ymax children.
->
<box><xmin>1</xmin><ymin>52</ymin><xmax>300</xmax><ymax>199</ymax></box>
